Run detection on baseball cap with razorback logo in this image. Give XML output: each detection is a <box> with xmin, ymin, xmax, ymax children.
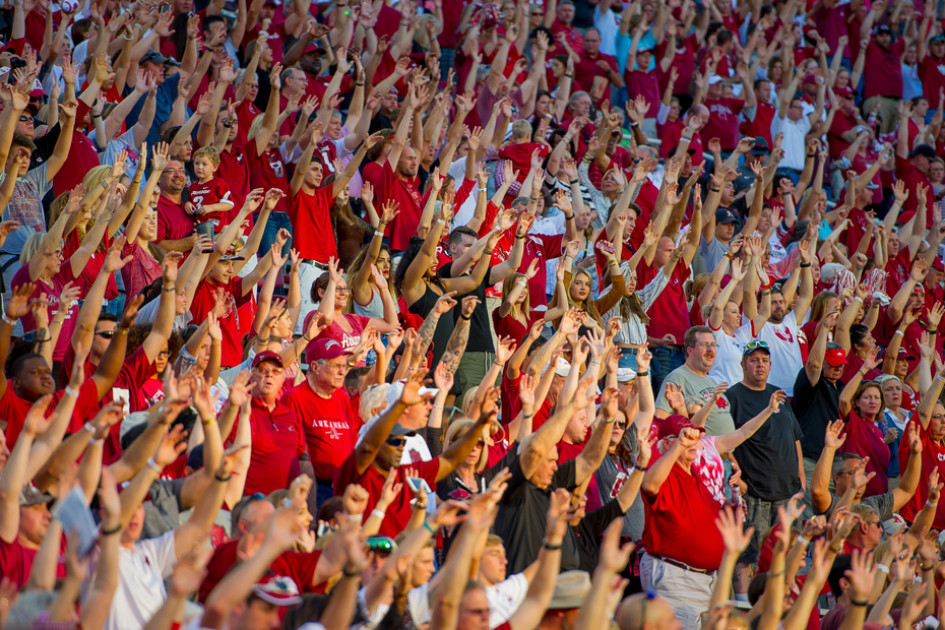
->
<box><xmin>824</xmin><ymin>342</ymin><xmax>848</xmax><ymax>367</ymax></box>
<box><xmin>252</xmin><ymin>575</ymin><xmax>302</xmax><ymax>606</ymax></box>
<box><xmin>309</xmin><ymin>338</ymin><xmax>351</xmax><ymax>362</ymax></box>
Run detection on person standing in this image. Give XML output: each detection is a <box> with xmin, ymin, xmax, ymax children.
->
<box><xmin>724</xmin><ymin>340</ymin><xmax>799</xmax><ymax>597</ymax></box>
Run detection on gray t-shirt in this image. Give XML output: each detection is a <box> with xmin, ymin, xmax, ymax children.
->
<box><xmin>656</xmin><ymin>365</ymin><xmax>736</xmax><ymax>436</ymax></box>
<box><xmin>699</xmin><ymin>237</ymin><xmax>730</xmax><ymax>273</ymax></box>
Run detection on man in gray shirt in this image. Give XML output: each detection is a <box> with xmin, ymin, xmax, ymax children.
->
<box><xmin>699</xmin><ymin>208</ymin><xmax>740</xmax><ymax>272</ymax></box>
<box><xmin>655</xmin><ymin>325</ymin><xmax>736</xmax><ymax>435</ymax></box>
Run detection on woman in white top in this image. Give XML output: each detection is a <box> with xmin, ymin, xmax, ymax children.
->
<box><xmin>707</xmin><ymin>258</ymin><xmax>764</xmax><ymax>386</ymax></box>
<box><xmin>347</xmin><ymin>194</ymin><xmax>400</xmax><ymax>320</ymax></box>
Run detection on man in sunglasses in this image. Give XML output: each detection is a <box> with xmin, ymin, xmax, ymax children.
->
<box><xmin>724</xmin><ymin>340</ymin><xmax>799</xmax><ymax>599</ymax></box>
<box><xmin>334</xmin><ymin>374</ymin><xmax>494</xmax><ymax>537</ymax></box>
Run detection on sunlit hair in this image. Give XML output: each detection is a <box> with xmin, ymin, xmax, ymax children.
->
<box><xmin>444</xmin><ymin>418</ymin><xmax>488</xmax><ymax>472</ymax></box>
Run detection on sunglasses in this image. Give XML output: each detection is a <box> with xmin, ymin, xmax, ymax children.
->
<box><xmin>96</xmin><ymin>330</ymin><xmax>115</xmax><ymax>339</ymax></box>
<box><xmin>386</xmin><ymin>436</ymin><xmax>407</xmax><ymax>447</ymax></box>
<box><xmin>744</xmin><ymin>340</ymin><xmax>769</xmax><ymax>353</ymax></box>
<box><xmin>222</xmin><ymin>119</ymin><xmax>234</xmax><ymax>128</ymax></box>
<box><xmin>366</xmin><ymin>536</ymin><xmax>396</xmax><ymax>552</ymax></box>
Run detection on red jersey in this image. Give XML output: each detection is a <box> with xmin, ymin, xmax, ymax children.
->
<box><xmin>282</xmin><ymin>383</ymin><xmax>359</xmax><ymax>481</ymax></box>
<box><xmin>377</xmin><ymin>161</ymin><xmax>423</xmax><ymax>252</ymax></box>
<box><xmin>246</xmin><ymin>142</ymin><xmax>290</xmax><ymax>213</ymax></box>
<box><xmin>189</xmin><ymin>277</ymin><xmax>254</xmax><ymax>368</ymax></box>
<box><xmin>189</xmin><ymin>176</ymin><xmax>235</xmax><ymax>233</ymax></box>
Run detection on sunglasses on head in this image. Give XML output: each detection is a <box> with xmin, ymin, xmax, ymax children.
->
<box><xmin>366</xmin><ymin>536</ymin><xmax>396</xmax><ymax>553</ymax></box>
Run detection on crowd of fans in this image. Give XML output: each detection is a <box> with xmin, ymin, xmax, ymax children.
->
<box><xmin>8</xmin><ymin>0</ymin><xmax>945</xmax><ymax>627</ymax></box>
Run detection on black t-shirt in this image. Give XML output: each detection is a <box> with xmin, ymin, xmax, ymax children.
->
<box><xmin>726</xmin><ymin>382</ymin><xmax>803</xmax><ymax>502</ymax></box>
<box><xmin>572</xmin><ymin>499</ymin><xmax>626</xmax><ymax>572</ymax></box>
<box><xmin>436</xmin><ymin>262</ymin><xmax>496</xmax><ymax>353</ymax></box>
<box><xmin>495</xmin><ymin>454</ymin><xmax>580</xmax><ymax>574</ymax></box>
<box><xmin>792</xmin><ymin>369</ymin><xmax>843</xmax><ymax>460</ymax></box>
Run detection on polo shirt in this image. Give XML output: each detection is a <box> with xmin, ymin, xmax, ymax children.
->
<box><xmin>243</xmin><ymin>396</ymin><xmax>307</xmax><ymax>496</ymax></box>
<box><xmin>156</xmin><ymin>195</ymin><xmax>194</xmax><ymax>243</ymax></box>
<box><xmin>641</xmin><ymin>458</ymin><xmax>725</xmax><ymax>571</ymax></box>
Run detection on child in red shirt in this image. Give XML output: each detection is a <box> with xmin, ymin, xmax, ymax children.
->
<box><xmin>188</xmin><ymin>146</ymin><xmax>235</xmax><ymax>233</ymax></box>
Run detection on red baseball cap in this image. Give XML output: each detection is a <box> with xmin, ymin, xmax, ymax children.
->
<box><xmin>657</xmin><ymin>414</ymin><xmax>706</xmax><ymax>440</ymax></box>
<box><xmin>308</xmin><ymin>338</ymin><xmax>351</xmax><ymax>362</ymax></box>
<box><xmin>252</xmin><ymin>575</ymin><xmax>302</xmax><ymax>606</ymax></box>
<box><xmin>824</xmin><ymin>342</ymin><xmax>847</xmax><ymax>367</ymax></box>
<box><xmin>251</xmin><ymin>350</ymin><xmax>283</xmax><ymax>369</ymax></box>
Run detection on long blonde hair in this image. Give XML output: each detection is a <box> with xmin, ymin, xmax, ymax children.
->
<box><xmin>567</xmin><ymin>268</ymin><xmax>603</xmax><ymax>325</ymax></box>
<box><xmin>443</xmin><ymin>418</ymin><xmax>488</xmax><ymax>473</ymax></box>
<box><xmin>501</xmin><ymin>272</ymin><xmax>530</xmax><ymax>320</ymax></box>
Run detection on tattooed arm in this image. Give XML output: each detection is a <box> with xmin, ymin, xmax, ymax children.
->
<box><xmin>416</xmin><ymin>292</ymin><xmax>456</xmax><ymax>360</ymax></box>
<box><xmin>440</xmin><ymin>297</ymin><xmax>477</xmax><ymax>375</ymax></box>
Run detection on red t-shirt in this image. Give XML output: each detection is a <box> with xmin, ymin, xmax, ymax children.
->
<box><xmin>9</xmin><ymin>264</ymin><xmax>80</xmax><ymax>362</ymax></box>
<box><xmin>625</xmin><ymin>69</ymin><xmax>660</xmax><ymax>117</ymax></box>
<box><xmin>841</xmin><ymin>410</ymin><xmax>890</xmax><ymax>496</ymax></box>
<box><xmin>243</xmin><ymin>397</ymin><xmax>308</xmax><ymax>496</ymax></box>
<box><xmin>574</xmin><ymin>51</ymin><xmax>619</xmax><ymax>101</ymax></box>
<box><xmin>0</xmin><ymin>537</ymin><xmax>65</xmax><ymax>588</ymax></box>
<box><xmin>306</xmin><ymin>312</ymin><xmax>371</xmax><ymax>363</ymax></box>
<box><xmin>378</xmin><ymin>161</ymin><xmax>423</xmax><ymax>252</ymax></box>
<box><xmin>920</xmin><ymin>55</ymin><xmax>945</xmax><ymax>109</ymax></box>
<box><xmin>288</xmin><ymin>185</ymin><xmax>336</xmax><ymax>263</ymax></box>
<box><xmin>246</xmin><ymin>142</ymin><xmax>290</xmax><ymax>213</ymax></box>
<box><xmin>189</xmin><ymin>176</ymin><xmax>235</xmax><ymax>233</ymax></box>
<box><xmin>198</xmin><ymin>539</ymin><xmax>323</xmax><ymax>602</ymax></box>
<box><xmin>281</xmin><ymin>383</ymin><xmax>359</xmax><ymax>481</ymax></box>
<box><xmin>641</xmin><ymin>459</ymin><xmax>725</xmax><ymax>571</ymax></box>
<box><xmin>659</xmin><ymin>121</ymin><xmax>704</xmax><ymax>166</ymax></box>
<box><xmin>333</xmin><ymin>454</ymin><xmax>440</xmax><ymax>538</ymax></box>
<box><xmin>702</xmin><ymin>97</ymin><xmax>745</xmax><ymax>152</ymax></box>
<box><xmin>895</xmin><ymin>156</ymin><xmax>935</xmax><ymax>225</ymax></box>
<box><xmin>655</xmin><ymin>35</ymin><xmax>698</xmax><ymax>97</ymax></box>
<box><xmin>740</xmin><ymin>101</ymin><xmax>776</xmax><ymax>150</ymax></box>
<box><xmin>189</xmin><ymin>277</ymin><xmax>254</xmax><ymax>368</ymax></box>
<box><xmin>1</xmin><ymin>379</ymin><xmax>100</xmax><ymax>448</ymax></box>
<box><xmin>636</xmin><ymin>261</ymin><xmax>691</xmax><ymax>342</ymax></box>
<box><xmin>863</xmin><ymin>38</ymin><xmax>906</xmax><ymax>99</ymax></box>
<box><xmin>898</xmin><ymin>420</ymin><xmax>945</xmax><ymax>528</ymax></box>
<box><xmin>827</xmin><ymin>108</ymin><xmax>859</xmax><ymax>159</ymax></box>
<box><xmin>157</xmin><ymin>195</ymin><xmax>195</xmax><ymax>243</ymax></box>
<box><xmin>217</xmin><ymin>147</ymin><xmax>251</xmax><ymax>221</ymax></box>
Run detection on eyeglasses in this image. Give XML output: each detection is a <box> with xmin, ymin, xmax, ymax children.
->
<box><xmin>256</xmin><ymin>368</ymin><xmax>285</xmax><ymax>377</ymax></box>
<box><xmin>46</xmin><ymin>249</ymin><xmax>64</xmax><ymax>258</ymax></box>
<box><xmin>386</xmin><ymin>436</ymin><xmax>407</xmax><ymax>447</ymax></box>
<box><xmin>695</xmin><ymin>342</ymin><xmax>718</xmax><ymax>349</ymax></box>
<box><xmin>616</xmin><ymin>421</ymin><xmax>628</xmax><ymax>429</ymax></box>
<box><xmin>474</xmin><ymin>439</ymin><xmax>485</xmax><ymax>448</ymax></box>
<box><xmin>319</xmin><ymin>361</ymin><xmax>348</xmax><ymax>372</ymax></box>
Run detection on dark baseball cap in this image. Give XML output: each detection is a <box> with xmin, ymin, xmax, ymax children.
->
<box><xmin>716</xmin><ymin>208</ymin><xmax>740</xmax><ymax>225</ymax></box>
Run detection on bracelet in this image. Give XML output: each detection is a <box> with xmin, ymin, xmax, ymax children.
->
<box><xmin>928</xmin><ymin>328</ymin><xmax>938</xmax><ymax>333</ymax></box>
<box><xmin>215</xmin><ymin>472</ymin><xmax>232</xmax><ymax>482</ymax></box>
<box><xmin>65</xmin><ymin>385</ymin><xmax>79</xmax><ymax>398</ymax></box>
<box><xmin>853</xmin><ymin>296</ymin><xmax>863</xmax><ymax>304</ymax></box>
<box><xmin>876</xmin><ymin>563</ymin><xmax>890</xmax><ymax>574</ymax></box>
<box><xmin>799</xmin><ymin>262</ymin><xmax>812</xmax><ymax>268</ymax></box>
<box><xmin>681</xmin><ymin>135</ymin><xmax>692</xmax><ymax>142</ymax></box>
<box><xmin>767</xmin><ymin>569</ymin><xmax>785</xmax><ymax>578</ymax></box>
<box><xmin>564</xmin><ymin>73</ymin><xmax>573</xmax><ymax>78</ymax></box>
<box><xmin>894</xmin><ymin>329</ymin><xmax>904</xmax><ymax>337</ymax></box>
<box><xmin>937</xmin><ymin>374</ymin><xmax>945</xmax><ymax>382</ymax></box>
<box><xmin>637</xmin><ymin>370</ymin><xmax>649</xmax><ymax>377</ymax></box>
<box><xmin>356</xmin><ymin>83</ymin><xmax>365</xmax><ymax>87</ymax></box>
<box><xmin>342</xmin><ymin>566</ymin><xmax>360</xmax><ymax>577</ymax></box>
<box><xmin>850</xmin><ymin>599</ymin><xmax>868</xmax><ymax>607</ymax></box>
<box><xmin>796</xmin><ymin>535</ymin><xmax>810</xmax><ymax>546</ymax></box>
<box><xmin>629</xmin><ymin>121</ymin><xmax>639</xmax><ymax>128</ymax></box>
<box><xmin>100</xmin><ymin>180</ymin><xmax>109</xmax><ymax>190</ymax></box>
<box><xmin>146</xmin><ymin>457</ymin><xmax>161</xmax><ymax>472</ymax></box>
<box><xmin>761</xmin><ymin>289</ymin><xmax>771</xmax><ymax>295</ymax></box>
<box><xmin>91</xmin><ymin>113</ymin><xmax>102</xmax><ymax>119</ymax></box>
<box><xmin>633</xmin><ymin>462</ymin><xmax>649</xmax><ymax>472</ymax></box>
<box><xmin>375</xmin><ymin>230</ymin><xmax>384</xmax><ymax>237</ymax></box>
<box><xmin>117</xmin><ymin>327</ymin><xmax>129</xmax><ymax>335</ymax></box>
<box><xmin>921</xmin><ymin>562</ymin><xmax>935</xmax><ymax>571</ymax></box>
<box><xmin>101</xmin><ymin>524</ymin><xmax>121</xmax><ymax>536</ymax></box>
<box><xmin>806</xmin><ymin>153</ymin><xmax>816</xmax><ymax>157</ymax></box>
<box><xmin>569</xmin><ymin>178</ymin><xmax>579</xmax><ymax>185</ymax></box>
<box><xmin>423</xmin><ymin>520</ymin><xmax>437</xmax><ymax>535</ymax></box>
<box><xmin>927</xmin><ymin>500</ymin><xmax>939</xmax><ymax>507</ymax></box>
<box><xmin>515</xmin><ymin>234</ymin><xmax>526</xmax><ymax>239</ymax></box>
<box><xmin>542</xmin><ymin>538</ymin><xmax>562</xmax><ymax>551</ymax></box>
<box><xmin>829</xmin><ymin>544</ymin><xmax>843</xmax><ymax>553</ymax></box>
<box><xmin>523</xmin><ymin>412</ymin><xmax>533</xmax><ymax>418</ymax></box>
<box><xmin>709</xmin><ymin>187</ymin><xmax>721</xmax><ymax>193</ymax></box>
<box><xmin>460</xmin><ymin>312</ymin><xmax>471</xmax><ymax>321</ymax></box>
<box><xmin>1</xmin><ymin>314</ymin><xmax>14</xmax><ymax>326</ymax></box>
<box><xmin>564</xmin><ymin>213</ymin><xmax>574</xmax><ymax>220</ymax></box>
<box><xmin>201</xmin><ymin>416</ymin><xmax>215</xmax><ymax>426</ymax></box>
<box><xmin>371</xmin><ymin>508</ymin><xmax>385</xmax><ymax>519</ymax></box>
<box><xmin>84</xmin><ymin>421</ymin><xmax>96</xmax><ymax>434</ymax></box>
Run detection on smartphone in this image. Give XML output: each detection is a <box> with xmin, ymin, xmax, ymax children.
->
<box><xmin>407</xmin><ymin>476</ymin><xmax>432</xmax><ymax>495</ymax></box>
<box><xmin>159</xmin><ymin>2</ymin><xmax>170</xmax><ymax>11</ymax></box>
<box><xmin>196</xmin><ymin>221</ymin><xmax>214</xmax><ymax>240</ymax></box>
<box><xmin>281</xmin><ymin>236</ymin><xmax>292</xmax><ymax>259</ymax></box>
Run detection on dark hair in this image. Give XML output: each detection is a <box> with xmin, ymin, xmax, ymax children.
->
<box><xmin>11</xmin><ymin>133</ymin><xmax>36</xmax><ymax>152</ymax></box>
<box><xmin>345</xmin><ymin>366</ymin><xmax>370</xmax><ymax>392</ymax></box>
<box><xmin>716</xmin><ymin>28</ymin><xmax>733</xmax><ymax>45</ymax></box>
<box><xmin>827</xmin><ymin>554</ymin><xmax>853</xmax><ymax>598</ymax></box>
<box><xmin>684</xmin><ymin>325</ymin><xmax>713</xmax><ymax>349</ymax></box>
<box><xmin>8</xmin><ymin>352</ymin><xmax>45</xmax><ymax>380</ymax></box>
<box><xmin>312</xmin><ymin>272</ymin><xmax>332</xmax><ymax>304</ymax></box>
<box><xmin>448</xmin><ymin>226</ymin><xmax>478</xmax><ymax>247</ymax></box>
<box><xmin>201</xmin><ymin>15</ymin><xmax>227</xmax><ymax>33</ymax></box>
<box><xmin>97</xmin><ymin>313</ymin><xmax>119</xmax><ymax>324</ymax></box>
<box><xmin>161</xmin><ymin>126</ymin><xmax>182</xmax><ymax>145</ymax></box>
<box><xmin>393</xmin><ymin>237</ymin><xmax>426</xmax><ymax>293</ymax></box>
<box><xmin>850</xmin><ymin>323</ymin><xmax>871</xmax><ymax>348</ymax></box>
<box><xmin>72</xmin><ymin>18</ymin><xmax>97</xmax><ymax>43</ymax></box>
<box><xmin>317</xmin><ymin>496</ymin><xmax>344</xmax><ymax>522</ymax></box>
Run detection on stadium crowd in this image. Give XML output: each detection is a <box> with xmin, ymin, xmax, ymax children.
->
<box><xmin>7</xmin><ymin>0</ymin><xmax>945</xmax><ymax>627</ymax></box>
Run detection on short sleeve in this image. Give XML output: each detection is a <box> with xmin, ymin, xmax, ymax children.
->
<box><xmin>137</xmin><ymin>529</ymin><xmax>177</xmax><ymax>577</ymax></box>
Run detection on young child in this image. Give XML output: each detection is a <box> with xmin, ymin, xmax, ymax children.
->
<box><xmin>187</xmin><ymin>146</ymin><xmax>235</xmax><ymax>232</ymax></box>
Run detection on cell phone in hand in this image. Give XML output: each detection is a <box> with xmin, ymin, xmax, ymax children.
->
<box><xmin>407</xmin><ymin>477</ymin><xmax>432</xmax><ymax>495</ymax></box>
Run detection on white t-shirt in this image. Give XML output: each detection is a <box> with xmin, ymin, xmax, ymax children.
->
<box><xmin>751</xmin><ymin>318</ymin><xmax>803</xmax><ymax>396</ymax></box>
<box><xmin>404</xmin><ymin>573</ymin><xmax>529</xmax><ymax>627</ymax></box>
<box><xmin>709</xmin><ymin>322</ymin><xmax>755</xmax><ymax>386</ymax></box>
<box><xmin>95</xmin><ymin>530</ymin><xmax>176</xmax><ymax>630</ymax></box>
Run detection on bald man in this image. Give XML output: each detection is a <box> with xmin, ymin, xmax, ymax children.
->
<box><xmin>616</xmin><ymin>593</ymin><xmax>682</xmax><ymax>630</ymax></box>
